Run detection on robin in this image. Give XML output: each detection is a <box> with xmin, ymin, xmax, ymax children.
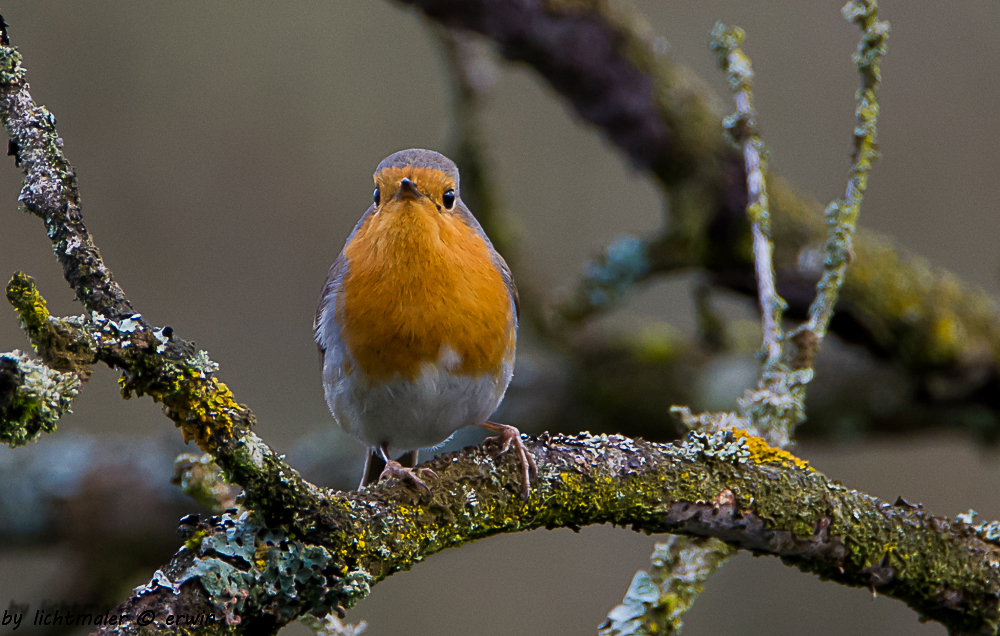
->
<box><xmin>314</xmin><ymin>148</ymin><xmax>537</xmax><ymax>497</ymax></box>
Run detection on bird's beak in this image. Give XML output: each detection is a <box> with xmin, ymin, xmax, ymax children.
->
<box><xmin>396</xmin><ymin>177</ymin><xmax>422</xmax><ymax>202</ymax></box>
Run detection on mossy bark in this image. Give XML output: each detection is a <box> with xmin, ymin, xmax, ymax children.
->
<box><xmin>98</xmin><ymin>432</ymin><xmax>1000</xmax><ymax>636</ymax></box>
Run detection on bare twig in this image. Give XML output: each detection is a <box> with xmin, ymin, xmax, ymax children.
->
<box><xmin>710</xmin><ymin>23</ymin><xmax>785</xmax><ymax>374</ymax></box>
<box><xmin>787</xmin><ymin>1</ymin><xmax>890</xmax><ymax>371</ymax></box>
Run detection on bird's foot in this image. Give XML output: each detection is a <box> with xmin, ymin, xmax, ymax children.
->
<box><xmin>377</xmin><ymin>459</ymin><xmax>436</xmax><ymax>496</ymax></box>
<box><xmin>480</xmin><ymin>421</ymin><xmax>538</xmax><ymax>500</ymax></box>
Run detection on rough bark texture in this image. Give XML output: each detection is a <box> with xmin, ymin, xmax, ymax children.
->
<box><xmin>0</xmin><ymin>47</ymin><xmax>134</xmax><ymax>320</ymax></box>
<box><xmin>95</xmin><ymin>432</ymin><xmax>1000</xmax><ymax>636</ymax></box>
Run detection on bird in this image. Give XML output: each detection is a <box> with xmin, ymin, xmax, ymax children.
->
<box><xmin>314</xmin><ymin>148</ymin><xmax>537</xmax><ymax>498</ymax></box>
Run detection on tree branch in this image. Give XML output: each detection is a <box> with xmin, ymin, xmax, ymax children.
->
<box><xmin>0</xmin><ymin>26</ymin><xmax>327</xmax><ymax>524</ymax></box>
<box><xmin>97</xmin><ymin>431</ymin><xmax>1000</xmax><ymax>636</ymax></box>
<box><xmin>2</xmin><ymin>6</ymin><xmax>996</xmax><ymax>636</ymax></box>
<box><xmin>2</xmin><ymin>273</ymin><xmax>317</xmax><ymax>524</ymax></box>
<box><xmin>0</xmin><ymin>38</ymin><xmax>133</xmax><ymax>320</ymax></box>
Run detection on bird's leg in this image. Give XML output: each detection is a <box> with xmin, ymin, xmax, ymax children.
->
<box><xmin>371</xmin><ymin>444</ymin><xmax>435</xmax><ymax>496</ymax></box>
<box><xmin>479</xmin><ymin>421</ymin><xmax>538</xmax><ymax>499</ymax></box>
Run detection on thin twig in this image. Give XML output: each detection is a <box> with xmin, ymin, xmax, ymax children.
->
<box><xmin>788</xmin><ymin>1</ymin><xmax>889</xmax><ymax>370</ymax></box>
<box><xmin>710</xmin><ymin>23</ymin><xmax>786</xmax><ymax>374</ymax></box>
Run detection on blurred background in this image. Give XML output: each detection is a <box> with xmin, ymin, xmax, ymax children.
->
<box><xmin>1</xmin><ymin>1</ymin><xmax>998</xmax><ymax>634</ymax></box>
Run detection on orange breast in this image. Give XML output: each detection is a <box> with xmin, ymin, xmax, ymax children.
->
<box><xmin>338</xmin><ymin>199</ymin><xmax>514</xmax><ymax>382</ymax></box>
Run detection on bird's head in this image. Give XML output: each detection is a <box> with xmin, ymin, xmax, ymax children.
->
<box><xmin>371</xmin><ymin>148</ymin><xmax>461</xmax><ymax>220</ymax></box>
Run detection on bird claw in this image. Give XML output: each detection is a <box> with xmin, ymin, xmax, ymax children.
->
<box><xmin>417</xmin><ymin>467</ymin><xmax>438</xmax><ymax>480</ymax></box>
<box><xmin>378</xmin><ymin>459</ymin><xmax>434</xmax><ymax>496</ymax></box>
<box><xmin>480</xmin><ymin>421</ymin><xmax>538</xmax><ymax>500</ymax></box>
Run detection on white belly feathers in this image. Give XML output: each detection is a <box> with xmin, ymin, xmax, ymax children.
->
<box><xmin>322</xmin><ymin>340</ymin><xmax>514</xmax><ymax>456</ymax></box>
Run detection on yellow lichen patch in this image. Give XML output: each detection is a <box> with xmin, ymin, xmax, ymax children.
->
<box><xmin>731</xmin><ymin>429</ymin><xmax>812</xmax><ymax>471</ymax></box>
<box><xmin>6</xmin><ymin>272</ymin><xmax>51</xmax><ymax>334</ymax></box>
<box><xmin>139</xmin><ymin>371</ymin><xmax>241</xmax><ymax>453</ymax></box>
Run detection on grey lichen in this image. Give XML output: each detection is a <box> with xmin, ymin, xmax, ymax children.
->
<box><xmin>668</xmin><ymin>428</ymin><xmax>751</xmax><ymax>465</ymax></box>
<box><xmin>300</xmin><ymin>613</ymin><xmax>368</xmax><ymax>636</ymax></box>
<box><xmin>176</xmin><ymin>512</ymin><xmax>338</xmax><ymax>625</ymax></box>
<box><xmin>737</xmin><ymin>368</ymin><xmax>812</xmax><ymax>448</ymax></box>
<box><xmin>0</xmin><ymin>350</ymin><xmax>81</xmax><ymax>447</ymax></box>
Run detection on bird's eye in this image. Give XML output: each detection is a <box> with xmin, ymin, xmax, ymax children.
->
<box><xmin>442</xmin><ymin>189</ymin><xmax>456</xmax><ymax>210</ymax></box>
<box><xmin>373</xmin><ymin>188</ymin><xmax>381</xmax><ymax>207</ymax></box>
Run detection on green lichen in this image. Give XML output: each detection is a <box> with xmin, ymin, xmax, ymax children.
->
<box><xmin>119</xmin><ymin>349</ymin><xmax>243</xmax><ymax>453</ymax></box>
<box><xmin>0</xmin><ymin>350</ymin><xmax>80</xmax><ymax>447</ymax></box>
<box><xmin>185</xmin><ymin>528</ymin><xmax>209</xmax><ymax>552</ymax></box>
<box><xmin>795</xmin><ymin>0</ymin><xmax>888</xmax><ymax>357</ymax></box>
<box><xmin>6</xmin><ymin>273</ymin><xmax>97</xmax><ymax>375</ymax></box>
<box><xmin>6</xmin><ymin>271</ymin><xmax>49</xmax><ymax>333</ymax></box>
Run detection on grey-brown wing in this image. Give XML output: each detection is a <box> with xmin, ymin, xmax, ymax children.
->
<box><xmin>494</xmin><ymin>251</ymin><xmax>520</xmax><ymax>321</ymax></box>
<box><xmin>314</xmin><ymin>205</ymin><xmax>376</xmax><ymax>368</ymax></box>
<box><xmin>314</xmin><ymin>253</ymin><xmax>347</xmax><ymax>370</ymax></box>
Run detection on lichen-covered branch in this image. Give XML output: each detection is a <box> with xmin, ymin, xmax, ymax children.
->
<box><xmin>0</xmin><ymin>26</ymin><xmax>320</xmax><ymax>523</ymax></box>
<box><xmin>786</xmin><ymin>2</ymin><xmax>889</xmax><ymax>371</ymax></box>
<box><xmin>2</xmin><ymin>271</ymin><xmax>94</xmax><ymax>445</ymax></box>
<box><xmin>677</xmin><ymin>3</ymin><xmax>887</xmax><ymax>452</ymax></box>
<box><xmin>2</xmin><ymin>271</ymin><xmax>317</xmax><ymax>524</ymax></box>
<box><xmin>0</xmin><ymin>349</ymin><xmax>81</xmax><ymax>446</ymax></box>
<box><xmin>95</xmin><ymin>431</ymin><xmax>1000</xmax><ymax>636</ymax></box>
<box><xmin>0</xmin><ymin>33</ymin><xmax>133</xmax><ymax>320</ymax></box>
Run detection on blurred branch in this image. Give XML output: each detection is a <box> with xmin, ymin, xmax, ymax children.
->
<box><xmin>172</xmin><ymin>453</ymin><xmax>241</xmax><ymax>513</ymax></box>
<box><xmin>437</xmin><ymin>27</ymin><xmax>509</xmax><ymax>252</ymax></box>
<box><xmin>400</xmin><ymin>0</ymin><xmax>1000</xmax><ymax>433</ymax></box>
